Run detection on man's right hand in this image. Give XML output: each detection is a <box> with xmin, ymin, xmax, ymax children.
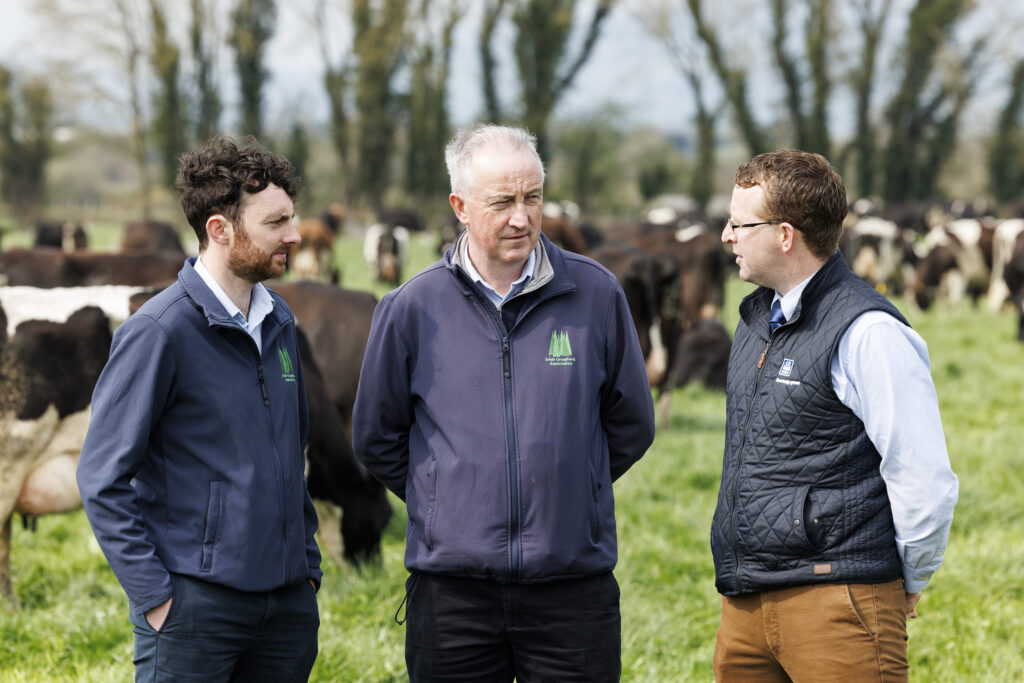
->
<box><xmin>145</xmin><ymin>598</ymin><xmax>173</xmax><ymax>631</ymax></box>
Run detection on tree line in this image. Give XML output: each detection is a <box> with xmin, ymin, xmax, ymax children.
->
<box><xmin>1</xmin><ymin>0</ymin><xmax>1023</xmax><ymax>227</ymax></box>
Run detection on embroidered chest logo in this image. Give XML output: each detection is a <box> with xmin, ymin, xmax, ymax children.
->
<box><xmin>278</xmin><ymin>347</ymin><xmax>297</xmax><ymax>383</ymax></box>
<box><xmin>546</xmin><ymin>330</ymin><xmax>576</xmax><ymax>367</ymax></box>
<box><xmin>775</xmin><ymin>357</ymin><xmax>801</xmax><ymax>386</ymax></box>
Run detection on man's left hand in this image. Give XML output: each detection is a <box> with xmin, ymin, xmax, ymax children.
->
<box><xmin>906</xmin><ymin>591</ymin><xmax>921</xmax><ymax>618</ymax></box>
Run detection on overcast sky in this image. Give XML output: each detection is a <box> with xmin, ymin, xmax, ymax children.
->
<box><xmin>1</xmin><ymin>0</ymin><xmax>1021</xmax><ymax>140</ymax></box>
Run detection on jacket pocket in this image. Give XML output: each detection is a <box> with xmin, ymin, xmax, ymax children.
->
<box><xmin>799</xmin><ymin>485</ymin><xmax>838</xmax><ymax>553</ymax></box>
<box><xmin>199</xmin><ymin>481</ymin><xmax>223</xmax><ymax>572</ymax></box>
<box><xmin>424</xmin><ymin>459</ymin><xmax>438</xmax><ymax>550</ymax></box>
<box><xmin>588</xmin><ymin>460</ymin><xmax>602</xmax><ymax>543</ymax></box>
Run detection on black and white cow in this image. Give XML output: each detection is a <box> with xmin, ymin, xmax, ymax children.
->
<box><xmin>1</xmin><ymin>302</ymin><xmax>113</xmax><ymax>606</ymax></box>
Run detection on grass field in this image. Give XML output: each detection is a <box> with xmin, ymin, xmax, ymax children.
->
<box><xmin>2</xmin><ymin>232</ymin><xmax>1023</xmax><ymax>681</ymax></box>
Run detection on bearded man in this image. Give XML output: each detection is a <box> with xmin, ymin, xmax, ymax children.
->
<box><xmin>78</xmin><ymin>137</ymin><xmax>322</xmax><ymax>682</ymax></box>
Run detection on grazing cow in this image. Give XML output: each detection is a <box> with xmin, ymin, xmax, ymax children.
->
<box><xmin>378</xmin><ymin>207</ymin><xmax>424</xmax><ymax>233</ymax></box>
<box><xmin>34</xmin><ymin>221</ymin><xmax>88</xmax><ymax>252</ymax></box>
<box><xmin>437</xmin><ymin>215</ymin><xmax>464</xmax><ymax>256</ymax></box>
<box><xmin>986</xmin><ymin>219</ymin><xmax>1024</xmax><ymax>313</ymax></box>
<box><xmin>541</xmin><ymin>214</ymin><xmax>588</xmax><ymax>254</ymax></box>
<box><xmin>665</xmin><ymin>319</ymin><xmax>731</xmax><ymax>391</ymax></box>
<box><xmin>270</xmin><ymin>281</ymin><xmax>392</xmax><ymax>563</ymax></box>
<box><xmin>364</xmin><ymin>223</ymin><xmax>410</xmax><ymax>285</ymax></box>
<box><xmin>840</xmin><ymin>216</ymin><xmax>913</xmax><ymax>296</ymax></box>
<box><xmin>1000</xmin><ymin>230</ymin><xmax>1024</xmax><ymax>341</ymax></box>
<box><xmin>911</xmin><ymin>219</ymin><xmax>994</xmax><ymax>310</ymax></box>
<box><xmin>122</xmin><ymin>219</ymin><xmax>186</xmax><ymax>255</ymax></box>
<box><xmin>290</xmin><ymin>216</ymin><xmax>339</xmax><ymax>283</ymax></box>
<box><xmin>633</xmin><ymin>225</ymin><xmax>733</xmax><ymax>325</ymax></box>
<box><xmin>0</xmin><ymin>286</ymin><xmax>143</xmax><ymax>335</ymax></box>
<box><xmin>0</xmin><ymin>304</ymin><xmax>112</xmax><ymax>605</ymax></box>
<box><xmin>587</xmin><ymin>243</ymin><xmax>680</xmax><ymax>389</ymax></box>
<box><xmin>0</xmin><ymin>248</ymin><xmax>183</xmax><ymax>288</ymax></box>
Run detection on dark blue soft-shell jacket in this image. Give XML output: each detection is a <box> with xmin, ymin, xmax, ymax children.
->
<box><xmin>352</xmin><ymin>235</ymin><xmax>655</xmax><ymax>583</ymax></box>
<box><xmin>78</xmin><ymin>259</ymin><xmax>321</xmax><ymax>615</ymax></box>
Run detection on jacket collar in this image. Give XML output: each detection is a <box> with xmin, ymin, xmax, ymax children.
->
<box><xmin>445</xmin><ymin>232</ymin><xmax>574</xmax><ymax>301</ymax></box>
<box><xmin>739</xmin><ymin>250</ymin><xmax>849</xmax><ymax>336</ymax></box>
<box><xmin>179</xmin><ymin>257</ymin><xmax>289</xmax><ymax>331</ymax></box>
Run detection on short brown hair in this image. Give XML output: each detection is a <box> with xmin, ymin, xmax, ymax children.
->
<box><xmin>734</xmin><ymin>149</ymin><xmax>847</xmax><ymax>259</ymax></box>
<box><xmin>176</xmin><ymin>136</ymin><xmax>300</xmax><ymax>250</ymax></box>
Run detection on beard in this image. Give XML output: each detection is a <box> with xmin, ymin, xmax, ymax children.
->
<box><xmin>226</xmin><ymin>223</ymin><xmax>287</xmax><ymax>283</ymax></box>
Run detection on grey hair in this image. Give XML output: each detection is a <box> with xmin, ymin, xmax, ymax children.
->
<box><xmin>444</xmin><ymin>123</ymin><xmax>545</xmax><ymax>196</ymax></box>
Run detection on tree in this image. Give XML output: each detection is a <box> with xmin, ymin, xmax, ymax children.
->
<box><xmin>149</xmin><ymin>0</ymin><xmax>188</xmax><ymax>190</ymax></box>
<box><xmin>479</xmin><ymin>0</ymin><xmax>509</xmax><ymax>124</ymax></box>
<box><xmin>684</xmin><ymin>0</ymin><xmax>768</xmax><ymax>157</ymax></box>
<box><xmin>285</xmin><ymin>122</ymin><xmax>310</xmax><ymax>184</ymax></box>
<box><xmin>480</xmin><ymin>0</ymin><xmax>615</xmax><ymax>160</ymax></box>
<box><xmin>881</xmin><ymin>0</ymin><xmax>981</xmax><ymax>202</ymax></box>
<box><xmin>405</xmin><ymin>0</ymin><xmax>464</xmax><ymax>200</ymax></box>
<box><xmin>229</xmin><ymin>0</ymin><xmax>276</xmax><ymax>140</ymax></box>
<box><xmin>33</xmin><ymin>0</ymin><xmax>154</xmax><ymax>218</ymax></box>
<box><xmin>551</xmin><ymin>110</ymin><xmax>625</xmax><ymax>213</ymax></box>
<box><xmin>190</xmin><ymin>0</ymin><xmax>222</xmax><ymax>143</ymax></box>
<box><xmin>988</xmin><ymin>59</ymin><xmax>1024</xmax><ymax>204</ymax></box>
<box><xmin>0</xmin><ymin>68</ymin><xmax>54</xmax><ymax>224</ymax></box>
<box><xmin>352</xmin><ymin>0</ymin><xmax>408</xmax><ymax>208</ymax></box>
<box><xmin>635</xmin><ymin>1</ymin><xmax>722</xmax><ymax>212</ymax></box>
<box><xmin>844</xmin><ymin>0</ymin><xmax>893</xmax><ymax>198</ymax></box>
<box><xmin>769</xmin><ymin>0</ymin><xmax>833</xmax><ymax>157</ymax></box>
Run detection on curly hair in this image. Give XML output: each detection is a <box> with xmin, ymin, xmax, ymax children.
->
<box><xmin>176</xmin><ymin>136</ymin><xmax>301</xmax><ymax>250</ymax></box>
<box><xmin>734</xmin><ymin>149</ymin><xmax>847</xmax><ymax>260</ymax></box>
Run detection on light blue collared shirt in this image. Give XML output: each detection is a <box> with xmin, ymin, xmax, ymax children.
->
<box><xmin>463</xmin><ymin>248</ymin><xmax>537</xmax><ymax>309</ymax></box>
<box><xmin>194</xmin><ymin>256</ymin><xmax>275</xmax><ymax>350</ymax></box>
<box><xmin>774</xmin><ymin>270</ymin><xmax>959</xmax><ymax>593</ymax></box>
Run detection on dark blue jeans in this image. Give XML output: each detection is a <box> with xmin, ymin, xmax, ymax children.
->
<box><xmin>405</xmin><ymin>572</ymin><xmax>621</xmax><ymax>682</ymax></box>
<box><xmin>129</xmin><ymin>573</ymin><xmax>319</xmax><ymax>682</ymax></box>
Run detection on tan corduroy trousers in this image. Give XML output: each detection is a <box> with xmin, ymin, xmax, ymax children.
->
<box><xmin>713</xmin><ymin>579</ymin><xmax>909</xmax><ymax>682</ymax></box>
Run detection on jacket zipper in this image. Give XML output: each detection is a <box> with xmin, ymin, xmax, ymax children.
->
<box><xmin>249</xmin><ymin>327</ymin><xmax>291</xmax><ymax>584</ymax></box>
<box><xmin>730</xmin><ymin>332</ymin><xmax>774</xmax><ymax>590</ymax></box>
<box><xmin>501</xmin><ymin>335</ymin><xmax>522</xmax><ymax>579</ymax></box>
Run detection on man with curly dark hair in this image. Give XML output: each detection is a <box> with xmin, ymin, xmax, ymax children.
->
<box><xmin>78</xmin><ymin>136</ymin><xmax>321</xmax><ymax>682</ymax></box>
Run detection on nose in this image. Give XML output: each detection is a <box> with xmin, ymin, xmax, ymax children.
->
<box><xmin>721</xmin><ymin>222</ymin><xmax>735</xmax><ymax>244</ymax></box>
<box><xmin>509</xmin><ymin>200</ymin><xmax>529</xmax><ymax>229</ymax></box>
<box><xmin>284</xmin><ymin>221</ymin><xmax>301</xmax><ymax>245</ymax></box>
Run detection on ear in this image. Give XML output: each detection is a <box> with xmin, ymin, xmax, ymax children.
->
<box><xmin>778</xmin><ymin>222</ymin><xmax>798</xmax><ymax>253</ymax></box>
<box><xmin>449</xmin><ymin>193</ymin><xmax>469</xmax><ymax>226</ymax></box>
<box><xmin>206</xmin><ymin>214</ymin><xmax>232</xmax><ymax>247</ymax></box>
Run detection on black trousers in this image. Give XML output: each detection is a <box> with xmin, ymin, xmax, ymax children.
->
<box><xmin>405</xmin><ymin>571</ymin><xmax>621</xmax><ymax>682</ymax></box>
<box><xmin>129</xmin><ymin>573</ymin><xmax>319</xmax><ymax>682</ymax></box>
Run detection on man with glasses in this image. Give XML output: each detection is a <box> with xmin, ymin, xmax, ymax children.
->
<box><xmin>711</xmin><ymin>149</ymin><xmax>958</xmax><ymax>680</ymax></box>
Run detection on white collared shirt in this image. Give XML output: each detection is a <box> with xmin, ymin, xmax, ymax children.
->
<box><xmin>462</xmin><ymin>244</ymin><xmax>537</xmax><ymax>308</ymax></box>
<box><xmin>194</xmin><ymin>255</ymin><xmax>275</xmax><ymax>350</ymax></box>
<box><xmin>773</xmin><ymin>270</ymin><xmax>959</xmax><ymax>593</ymax></box>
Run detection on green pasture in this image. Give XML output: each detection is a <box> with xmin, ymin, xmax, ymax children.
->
<box><xmin>2</xmin><ymin>232</ymin><xmax>1023</xmax><ymax>681</ymax></box>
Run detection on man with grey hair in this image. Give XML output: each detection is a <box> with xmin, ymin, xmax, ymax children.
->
<box><xmin>353</xmin><ymin>123</ymin><xmax>655</xmax><ymax>681</ymax></box>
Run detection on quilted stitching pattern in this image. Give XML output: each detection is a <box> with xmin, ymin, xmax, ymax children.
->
<box><xmin>713</xmin><ymin>255</ymin><xmax>904</xmax><ymax>595</ymax></box>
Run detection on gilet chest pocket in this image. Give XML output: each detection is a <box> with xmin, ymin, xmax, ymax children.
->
<box><xmin>200</xmin><ymin>481</ymin><xmax>223</xmax><ymax>572</ymax></box>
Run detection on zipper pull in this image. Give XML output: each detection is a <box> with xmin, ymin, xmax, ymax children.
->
<box><xmin>757</xmin><ymin>340</ymin><xmax>770</xmax><ymax>369</ymax></box>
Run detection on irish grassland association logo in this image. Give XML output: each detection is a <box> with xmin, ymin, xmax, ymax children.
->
<box><xmin>278</xmin><ymin>347</ymin><xmax>297</xmax><ymax>382</ymax></box>
<box><xmin>546</xmin><ymin>330</ymin><xmax>575</xmax><ymax>366</ymax></box>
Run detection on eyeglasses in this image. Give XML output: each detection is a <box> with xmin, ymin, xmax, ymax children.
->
<box><xmin>727</xmin><ymin>220</ymin><xmax>782</xmax><ymax>231</ymax></box>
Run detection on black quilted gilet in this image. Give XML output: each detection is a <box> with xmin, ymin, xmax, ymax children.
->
<box><xmin>711</xmin><ymin>252</ymin><xmax>906</xmax><ymax>596</ymax></box>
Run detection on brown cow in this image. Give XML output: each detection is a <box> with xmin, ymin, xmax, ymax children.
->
<box><xmin>269</xmin><ymin>281</ymin><xmax>392</xmax><ymax>563</ymax></box>
<box><xmin>34</xmin><ymin>221</ymin><xmax>88</xmax><ymax>252</ymax></box>
<box><xmin>0</xmin><ymin>248</ymin><xmax>183</xmax><ymax>288</ymax></box>
<box><xmin>122</xmin><ymin>220</ymin><xmax>186</xmax><ymax>255</ymax></box>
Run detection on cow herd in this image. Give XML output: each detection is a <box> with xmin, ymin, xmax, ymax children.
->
<box><xmin>2</xmin><ymin>196</ymin><xmax>1023</xmax><ymax>605</ymax></box>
